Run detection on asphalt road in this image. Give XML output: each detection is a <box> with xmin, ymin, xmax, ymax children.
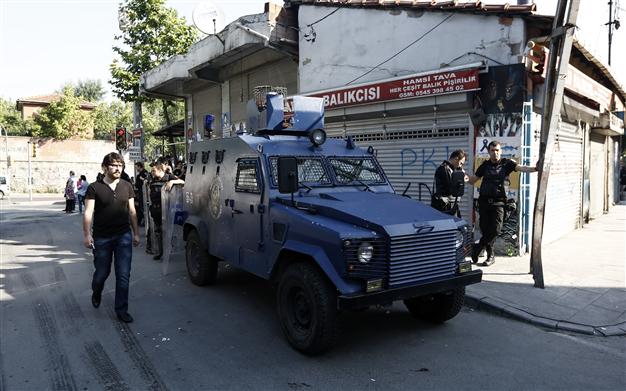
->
<box><xmin>1</xmin><ymin>198</ymin><xmax>625</xmax><ymax>391</ymax></box>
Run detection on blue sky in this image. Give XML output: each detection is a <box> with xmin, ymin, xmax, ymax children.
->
<box><xmin>0</xmin><ymin>0</ymin><xmax>623</xmax><ymax>102</ymax></box>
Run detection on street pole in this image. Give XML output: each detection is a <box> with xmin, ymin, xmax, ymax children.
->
<box><xmin>530</xmin><ymin>0</ymin><xmax>580</xmax><ymax>288</ymax></box>
<box><xmin>1</xmin><ymin>126</ymin><xmax>9</xmax><ymax>196</ymax></box>
<box><xmin>27</xmin><ymin>141</ymin><xmax>32</xmax><ymax>201</ymax></box>
<box><xmin>608</xmin><ymin>0</ymin><xmax>613</xmax><ymax>65</ymax></box>
<box><xmin>134</xmin><ymin>101</ymin><xmax>143</xmax><ymax>162</ymax></box>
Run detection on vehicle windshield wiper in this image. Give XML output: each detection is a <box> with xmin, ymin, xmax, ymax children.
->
<box><xmin>299</xmin><ymin>182</ymin><xmax>313</xmax><ymax>193</ymax></box>
<box><xmin>355</xmin><ymin>179</ymin><xmax>373</xmax><ymax>192</ymax></box>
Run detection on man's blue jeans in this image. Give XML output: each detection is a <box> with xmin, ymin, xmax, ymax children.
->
<box><xmin>92</xmin><ymin>231</ymin><xmax>133</xmax><ymax>314</ymax></box>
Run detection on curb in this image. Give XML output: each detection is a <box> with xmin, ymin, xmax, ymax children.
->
<box><xmin>464</xmin><ymin>294</ymin><xmax>626</xmax><ymax>337</ymax></box>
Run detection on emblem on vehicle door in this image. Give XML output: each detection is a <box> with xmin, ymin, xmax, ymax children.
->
<box><xmin>209</xmin><ymin>177</ymin><xmax>223</xmax><ymax>220</ymax></box>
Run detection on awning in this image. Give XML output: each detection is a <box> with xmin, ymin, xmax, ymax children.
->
<box><xmin>153</xmin><ymin>120</ymin><xmax>185</xmax><ymax>138</ymax></box>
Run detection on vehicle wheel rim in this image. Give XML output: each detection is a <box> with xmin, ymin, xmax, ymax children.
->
<box><xmin>289</xmin><ymin>288</ymin><xmax>312</xmax><ymax>331</ymax></box>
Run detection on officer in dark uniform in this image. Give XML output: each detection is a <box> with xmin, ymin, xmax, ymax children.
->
<box><xmin>134</xmin><ymin>162</ymin><xmax>149</xmax><ymax>226</ymax></box>
<box><xmin>468</xmin><ymin>141</ymin><xmax>538</xmax><ymax>266</ymax></box>
<box><xmin>431</xmin><ymin>149</ymin><xmax>467</xmax><ymax>217</ymax></box>
<box><xmin>149</xmin><ymin>162</ymin><xmax>184</xmax><ymax>260</ymax></box>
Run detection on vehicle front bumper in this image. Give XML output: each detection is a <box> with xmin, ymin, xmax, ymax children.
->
<box><xmin>337</xmin><ymin>270</ymin><xmax>482</xmax><ymax>310</ymax></box>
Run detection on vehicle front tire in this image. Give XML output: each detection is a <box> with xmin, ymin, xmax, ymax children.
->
<box><xmin>185</xmin><ymin>230</ymin><xmax>217</xmax><ymax>286</ymax></box>
<box><xmin>276</xmin><ymin>262</ymin><xmax>337</xmax><ymax>355</ymax></box>
<box><xmin>404</xmin><ymin>287</ymin><xmax>465</xmax><ymax>323</ymax></box>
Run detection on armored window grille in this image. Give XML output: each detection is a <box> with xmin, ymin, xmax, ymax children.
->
<box><xmin>235</xmin><ymin>159</ymin><xmax>260</xmax><ymax>193</ymax></box>
<box><xmin>269</xmin><ymin>157</ymin><xmax>332</xmax><ymax>186</ymax></box>
<box><xmin>329</xmin><ymin>158</ymin><xmax>385</xmax><ymax>184</ymax></box>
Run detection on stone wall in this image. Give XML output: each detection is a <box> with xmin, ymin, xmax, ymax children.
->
<box><xmin>0</xmin><ymin>137</ymin><xmax>118</xmax><ymax>193</ymax></box>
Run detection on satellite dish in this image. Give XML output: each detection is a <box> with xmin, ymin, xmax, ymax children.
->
<box><xmin>192</xmin><ymin>1</ymin><xmax>225</xmax><ymax>35</ymax></box>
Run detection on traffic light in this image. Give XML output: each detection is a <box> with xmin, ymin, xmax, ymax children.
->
<box><xmin>115</xmin><ymin>127</ymin><xmax>127</xmax><ymax>151</ymax></box>
<box><xmin>32</xmin><ymin>142</ymin><xmax>38</xmax><ymax>158</ymax></box>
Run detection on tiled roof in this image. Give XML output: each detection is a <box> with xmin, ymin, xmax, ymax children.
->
<box><xmin>286</xmin><ymin>0</ymin><xmax>537</xmax><ymax>14</ymax></box>
<box><xmin>16</xmin><ymin>93</ymin><xmax>95</xmax><ymax>109</ymax></box>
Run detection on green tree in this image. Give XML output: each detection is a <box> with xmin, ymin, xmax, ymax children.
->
<box><xmin>59</xmin><ymin>79</ymin><xmax>106</xmax><ymax>103</ymax></box>
<box><xmin>75</xmin><ymin>79</ymin><xmax>106</xmax><ymax>103</ymax></box>
<box><xmin>109</xmin><ymin>0</ymin><xmax>197</xmax><ymax>108</ymax></box>
<box><xmin>93</xmin><ymin>100</ymin><xmax>133</xmax><ymax>140</ymax></box>
<box><xmin>33</xmin><ymin>86</ymin><xmax>94</xmax><ymax>140</ymax></box>
<box><xmin>0</xmin><ymin>98</ymin><xmax>36</xmax><ymax>136</ymax></box>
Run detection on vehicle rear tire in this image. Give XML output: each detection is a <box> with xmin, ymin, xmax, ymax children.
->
<box><xmin>276</xmin><ymin>262</ymin><xmax>337</xmax><ymax>355</ymax></box>
<box><xmin>404</xmin><ymin>287</ymin><xmax>465</xmax><ymax>323</ymax></box>
<box><xmin>0</xmin><ymin>190</ymin><xmax>4</xmax><ymax>200</ymax></box>
<box><xmin>185</xmin><ymin>230</ymin><xmax>217</xmax><ymax>286</ymax></box>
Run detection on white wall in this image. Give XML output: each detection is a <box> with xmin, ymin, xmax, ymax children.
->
<box><xmin>298</xmin><ymin>6</ymin><xmax>526</xmax><ymax>92</ymax></box>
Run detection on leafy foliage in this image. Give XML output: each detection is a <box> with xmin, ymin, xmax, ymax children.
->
<box><xmin>0</xmin><ymin>98</ymin><xmax>37</xmax><ymax>136</ymax></box>
<box><xmin>109</xmin><ymin>0</ymin><xmax>197</xmax><ymax>103</ymax></box>
<box><xmin>93</xmin><ymin>100</ymin><xmax>133</xmax><ymax>140</ymax></box>
<box><xmin>74</xmin><ymin>79</ymin><xmax>106</xmax><ymax>103</ymax></box>
<box><xmin>32</xmin><ymin>86</ymin><xmax>94</xmax><ymax>140</ymax></box>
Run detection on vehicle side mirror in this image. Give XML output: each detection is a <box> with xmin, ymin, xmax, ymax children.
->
<box><xmin>450</xmin><ymin>171</ymin><xmax>465</xmax><ymax>197</ymax></box>
<box><xmin>277</xmin><ymin>157</ymin><xmax>298</xmax><ymax>194</ymax></box>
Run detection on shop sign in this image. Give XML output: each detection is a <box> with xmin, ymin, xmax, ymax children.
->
<box><xmin>307</xmin><ymin>68</ymin><xmax>480</xmax><ymax>110</ymax></box>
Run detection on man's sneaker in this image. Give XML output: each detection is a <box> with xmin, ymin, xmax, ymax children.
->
<box><xmin>153</xmin><ymin>254</ymin><xmax>162</xmax><ymax>260</ymax></box>
<box><xmin>91</xmin><ymin>291</ymin><xmax>101</xmax><ymax>308</ymax></box>
<box><xmin>116</xmin><ymin>312</ymin><xmax>134</xmax><ymax>323</ymax></box>
<box><xmin>482</xmin><ymin>255</ymin><xmax>495</xmax><ymax>267</ymax></box>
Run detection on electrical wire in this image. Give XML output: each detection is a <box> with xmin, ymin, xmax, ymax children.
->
<box><xmin>306</xmin><ymin>7</ymin><xmax>341</xmax><ymax>27</ymax></box>
<box><xmin>345</xmin><ymin>13</ymin><xmax>455</xmax><ymax>85</ymax></box>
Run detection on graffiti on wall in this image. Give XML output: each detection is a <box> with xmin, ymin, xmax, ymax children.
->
<box><xmin>400</xmin><ymin>146</ymin><xmax>452</xmax><ymax>175</ymax></box>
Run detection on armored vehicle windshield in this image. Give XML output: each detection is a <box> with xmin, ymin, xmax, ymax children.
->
<box><xmin>269</xmin><ymin>155</ymin><xmax>386</xmax><ymax>189</ymax></box>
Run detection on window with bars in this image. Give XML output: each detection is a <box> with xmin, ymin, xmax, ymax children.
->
<box><xmin>329</xmin><ymin>157</ymin><xmax>385</xmax><ymax>184</ymax></box>
<box><xmin>235</xmin><ymin>159</ymin><xmax>260</xmax><ymax>193</ymax></box>
<box><xmin>269</xmin><ymin>157</ymin><xmax>332</xmax><ymax>186</ymax></box>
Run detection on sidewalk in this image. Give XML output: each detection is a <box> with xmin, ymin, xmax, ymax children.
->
<box><xmin>466</xmin><ymin>203</ymin><xmax>626</xmax><ymax>336</ymax></box>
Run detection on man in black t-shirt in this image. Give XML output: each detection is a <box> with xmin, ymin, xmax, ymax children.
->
<box><xmin>83</xmin><ymin>152</ymin><xmax>140</xmax><ymax>323</ymax></box>
<box><xmin>468</xmin><ymin>141</ymin><xmax>538</xmax><ymax>266</ymax></box>
<box><xmin>431</xmin><ymin>149</ymin><xmax>467</xmax><ymax>217</ymax></box>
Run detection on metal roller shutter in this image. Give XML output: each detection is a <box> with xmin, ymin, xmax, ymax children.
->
<box><xmin>543</xmin><ymin>120</ymin><xmax>583</xmax><ymax>243</ymax></box>
<box><xmin>589</xmin><ymin>133</ymin><xmax>606</xmax><ymax>219</ymax></box>
<box><xmin>326</xmin><ymin>111</ymin><xmax>473</xmax><ymax>219</ymax></box>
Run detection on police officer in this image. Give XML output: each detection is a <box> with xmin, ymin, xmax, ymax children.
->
<box><xmin>431</xmin><ymin>149</ymin><xmax>467</xmax><ymax>217</ymax></box>
<box><xmin>149</xmin><ymin>162</ymin><xmax>184</xmax><ymax>260</ymax></box>
<box><xmin>134</xmin><ymin>162</ymin><xmax>149</xmax><ymax>226</ymax></box>
<box><xmin>468</xmin><ymin>141</ymin><xmax>538</xmax><ymax>266</ymax></box>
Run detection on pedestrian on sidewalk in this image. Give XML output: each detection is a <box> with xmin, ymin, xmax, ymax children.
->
<box><xmin>82</xmin><ymin>152</ymin><xmax>140</xmax><ymax>323</ymax></box>
<box><xmin>76</xmin><ymin>175</ymin><xmax>89</xmax><ymax>214</ymax></box>
<box><xmin>431</xmin><ymin>149</ymin><xmax>468</xmax><ymax>217</ymax></box>
<box><xmin>63</xmin><ymin>171</ymin><xmax>78</xmax><ymax>213</ymax></box>
<box><xmin>468</xmin><ymin>140</ymin><xmax>538</xmax><ymax>266</ymax></box>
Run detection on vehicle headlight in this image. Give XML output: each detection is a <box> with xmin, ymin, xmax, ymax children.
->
<box><xmin>455</xmin><ymin>231</ymin><xmax>464</xmax><ymax>249</ymax></box>
<box><xmin>357</xmin><ymin>242</ymin><xmax>374</xmax><ymax>263</ymax></box>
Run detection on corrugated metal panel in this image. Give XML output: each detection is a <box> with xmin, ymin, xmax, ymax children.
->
<box><xmin>543</xmin><ymin>120</ymin><xmax>583</xmax><ymax>243</ymax></box>
<box><xmin>326</xmin><ymin>112</ymin><xmax>473</xmax><ymax>219</ymax></box>
<box><xmin>589</xmin><ymin>133</ymin><xmax>606</xmax><ymax>219</ymax></box>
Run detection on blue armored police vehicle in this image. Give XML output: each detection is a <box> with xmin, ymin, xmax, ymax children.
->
<box><xmin>182</xmin><ymin>94</ymin><xmax>481</xmax><ymax>354</ymax></box>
